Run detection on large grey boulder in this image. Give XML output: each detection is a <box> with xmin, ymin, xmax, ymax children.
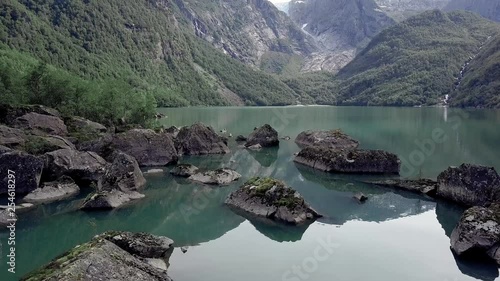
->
<box><xmin>295</xmin><ymin>129</ymin><xmax>359</xmax><ymax>149</ymax></box>
<box><xmin>245</xmin><ymin>124</ymin><xmax>279</xmax><ymax>148</ymax></box>
<box><xmin>66</xmin><ymin>116</ymin><xmax>107</xmax><ymax>134</ymax></box>
<box><xmin>294</xmin><ymin>147</ymin><xmax>400</xmax><ymax>174</ymax></box>
<box><xmin>0</xmin><ymin>151</ymin><xmax>44</xmax><ymax>194</ymax></box>
<box><xmin>24</xmin><ymin>176</ymin><xmax>80</xmax><ymax>204</ymax></box>
<box><xmin>437</xmin><ymin>164</ymin><xmax>500</xmax><ymax>207</ymax></box>
<box><xmin>112</xmin><ymin>129</ymin><xmax>178</xmax><ymax>166</ymax></box>
<box><xmin>44</xmin><ymin>149</ymin><xmax>107</xmax><ymax>183</ymax></box>
<box><xmin>175</xmin><ymin>123</ymin><xmax>230</xmax><ymax>155</ymax></box>
<box><xmin>14</xmin><ymin>112</ymin><xmax>68</xmax><ymax>136</ymax></box>
<box><xmin>225</xmin><ymin>177</ymin><xmax>322</xmax><ymax>225</ymax></box>
<box><xmin>23</xmin><ymin>135</ymin><xmax>75</xmax><ymax>155</ymax></box>
<box><xmin>170</xmin><ymin>164</ymin><xmax>199</xmax><ymax>177</ymax></box>
<box><xmin>189</xmin><ymin>168</ymin><xmax>241</xmax><ymax>185</ymax></box>
<box><xmin>0</xmin><ymin>104</ymin><xmax>61</xmax><ymax>125</ymax></box>
<box><xmin>81</xmin><ymin>190</ymin><xmax>145</xmax><ymax>210</ymax></box>
<box><xmin>22</xmin><ymin>231</ymin><xmax>173</xmax><ymax>281</ymax></box>
<box><xmin>451</xmin><ymin>204</ymin><xmax>500</xmax><ymax>265</ymax></box>
<box><xmin>0</xmin><ymin>125</ymin><xmax>26</xmax><ymax>148</ymax></box>
<box><xmin>99</xmin><ymin>152</ymin><xmax>146</xmax><ymax>192</ymax></box>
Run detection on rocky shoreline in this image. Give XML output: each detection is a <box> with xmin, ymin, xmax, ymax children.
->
<box><xmin>2</xmin><ymin>104</ymin><xmax>500</xmax><ymax>277</ymax></box>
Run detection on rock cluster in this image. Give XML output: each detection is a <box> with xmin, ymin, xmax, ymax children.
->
<box><xmin>295</xmin><ymin>129</ymin><xmax>359</xmax><ymax>149</ymax></box>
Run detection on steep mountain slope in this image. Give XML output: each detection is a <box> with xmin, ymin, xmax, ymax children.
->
<box><xmin>177</xmin><ymin>0</ymin><xmax>315</xmax><ymax>72</ymax></box>
<box><xmin>0</xmin><ymin>0</ymin><xmax>299</xmax><ymax>106</ymax></box>
<box><xmin>335</xmin><ymin>10</ymin><xmax>500</xmax><ymax>106</ymax></box>
<box><xmin>445</xmin><ymin>0</ymin><xmax>500</xmax><ymax>22</ymax></box>
<box><xmin>452</xmin><ymin>34</ymin><xmax>500</xmax><ymax>108</ymax></box>
<box><xmin>374</xmin><ymin>0</ymin><xmax>449</xmax><ymax>21</ymax></box>
<box><xmin>288</xmin><ymin>0</ymin><xmax>395</xmax><ymax>72</ymax></box>
<box><xmin>273</xmin><ymin>1</ymin><xmax>291</xmax><ymax>14</ymax></box>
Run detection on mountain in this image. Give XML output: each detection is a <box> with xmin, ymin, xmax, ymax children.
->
<box><xmin>273</xmin><ymin>1</ymin><xmax>291</xmax><ymax>14</ymax></box>
<box><xmin>335</xmin><ymin>10</ymin><xmax>500</xmax><ymax>106</ymax></box>
<box><xmin>288</xmin><ymin>0</ymin><xmax>395</xmax><ymax>72</ymax></box>
<box><xmin>374</xmin><ymin>0</ymin><xmax>450</xmax><ymax>21</ymax></box>
<box><xmin>445</xmin><ymin>0</ymin><xmax>500</xmax><ymax>22</ymax></box>
<box><xmin>0</xmin><ymin>0</ymin><xmax>302</xmax><ymax>107</ymax></box>
<box><xmin>452</xmin><ymin>34</ymin><xmax>500</xmax><ymax>108</ymax></box>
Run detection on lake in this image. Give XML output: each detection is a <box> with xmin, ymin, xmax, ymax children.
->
<box><xmin>1</xmin><ymin>106</ymin><xmax>500</xmax><ymax>281</ymax></box>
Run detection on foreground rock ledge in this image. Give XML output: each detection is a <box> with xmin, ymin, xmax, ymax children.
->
<box><xmin>22</xmin><ymin>231</ymin><xmax>174</xmax><ymax>281</ymax></box>
<box><xmin>295</xmin><ymin>129</ymin><xmax>359</xmax><ymax>149</ymax></box>
<box><xmin>225</xmin><ymin>177</ymin><xmax>322</xmax><ymax>225</ymax></box>
<box><xmin>451</xmin><ymin>204</ymin><xmax>500</xmax><ymax>266</ymax></box>
<box><xmin>294</xmin><ymin>147</ymin><xmax>400</xmax><ymax>174</ymax></box>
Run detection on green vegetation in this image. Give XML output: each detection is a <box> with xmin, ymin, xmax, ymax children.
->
<box><xmin>244</xmin><ymin>177</ymin><xmax>304</xmax><ymax>208</ymax></box>
<box><xmin>452</xmin><ymin>34</ymin><xmax>500</xmax><ymax>108</ymax></box>
<box><xmin>335</xmin><ymin>10</ymin><xmax>500</xmax><ymax>106</ymax></box>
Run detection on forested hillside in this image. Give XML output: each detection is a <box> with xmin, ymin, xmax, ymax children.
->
<box><xmin>0</xmin><ymin>0</ymin><xmax>299</xmax><ymax>110</ymax></box>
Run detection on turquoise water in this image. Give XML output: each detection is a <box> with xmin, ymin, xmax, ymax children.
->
<box><xmin>1</xmin><ymin>106</ymin><xmax>500</xmax><ymax>281</ymax></box>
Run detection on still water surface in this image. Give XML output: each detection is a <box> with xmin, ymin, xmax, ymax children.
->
<box><xmin>1</xmin><ymin>106</ymin><xmax>500</xmax><ymax>281</ymax></box>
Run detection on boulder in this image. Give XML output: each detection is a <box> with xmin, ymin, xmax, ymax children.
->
<box><xmin>294</xmin><ymin>147</ymin><xmax>400</xmax><ymax>174</ymax></box>
<box><xmin>0</xmin><ymin>209</ymin><xmax>16</xmax><ymax>228</ymax></box>
<box><xmin>23</xmin><ymin>135</ymin><xmax>75</xmax><ymax>155</ymax></box>
<box><xmin>175</xmin><ymin>123</ymin><xmax>230</xmax><ymax>155</ymax></box>
<box><xmin>235</xmin><ymin>135</ymin><xmax>247</xmax><ymax>142</ymax></box>
<box><xmin>247</xmin><ymin>144</ymin><xmax>262</xmax><ymax>150</ymax></box>
<box><xmin>0</xmin><ymin>145</ymin><xmax>12</xmax><ymax>154</ymax></box>
<box><xmin>181</xmin><ymin>246</ymin><xmax>189</xmax><ymax>253</ymax></box>
<box><xmin>23</xmin><ymin>176</ymin><xmax>80</xmax><ymax>204</ymax></box>
<box><xmin>165</xmin><ymin>126</ymin><xmax>180</xmax><ymax>138</ymax></box>
<box><xmin>189</xmin><ymin>168</ymin><xmax>241</xmax><ymax>185</ymax></box>
<box><xmin>14</xmin><ymin>112</ymin><xmax>68</xmax><ymax>136</ymax></box>
<box><xmin>225</xmin><ymin>177</ymin><xmax>322</xmax><ymax>225</ymax></box>
<box><xmin>170</xmin><ymin>164</ymin><xmax>199</xmax><ymax>177</ymax></box>
<box><xmin>295</xmin><ymin>129</ymin><xmax>359</xmax><ymax>149</ymax></box>
<box><xmin>0</xmin><ymin>104</ymin><xmax>60</xmax><ymax>125</ymax></box>
<box><xmin>353</xmin><ymin>192</ymin><xmax>368</xmax><ymax>202</ymax></box>
<box><xmin>0</xmin><ymin>151</ymin><xmax>44</xmax><ymax>195</ymax></box>
<box><xmin>0</xmin><ymin>125</ymin><xmax>26</xmax><ymax>148</ymax></box>
<box><xmin>81</xmin><ymin>190</ymin><xmax>145</xmax><ymax>210</ymax></box>
<box><xmin>437</xmin><ymin>164</ymin><xmax>500</xmax><ymax>207</ymax></box>
<box><xmin>112</xmin><ymin>129</ymin><xmax>178</xmax><ymax>166</ymax></box>
<box><xmin>245</xmin><ymin>124</ymin><xmax>279</xmax><ymax>148</ymax></box>
<box><xmin>369</xmin><ymin>179</ymin><xmax>438</xmax><ymax>196</ymax></box>
<box><xmin>451</xmin><ymin>204</ymin><xmax>500</xmax><ymax>265</ymax></box>
<box><xmin>106</xmin><ymin>231</ymin><xmax>174</xmax><ymax>259</ymax></box>
<box><xmin>99</xmin><ymin>152</ymin><xmax>146</xmax><ymax>192</ymax></box>
<box><xmin>22</xmin><ymin>231</ymin><xmax>173</xmax><ymax>281</ymax></box>
<box><xmin>66</xmin><ymin>116</ymin><xmax>107</xmax><ymax>134</ymax></box>
<box><xmin>44</xmin><ymin>149</ymin><xmax>107</xmax><ymax>183</ymax></box>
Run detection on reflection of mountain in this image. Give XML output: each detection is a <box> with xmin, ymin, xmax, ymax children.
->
<box><xmin>290</xmin><ymin>165</ymin><xmax>436</xmax><ymax>225</ymax></box>
<box><xmin>247</xmin><ymin>147</ymin><xmax>279</xmax><ymax>167</ymax></box>
<box><xmin>229</xmin><ymin>207</ymin><xmax>312</xmax><ymax>242</ymax></box>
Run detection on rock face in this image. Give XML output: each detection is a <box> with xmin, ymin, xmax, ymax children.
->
<box><xmin>44</xmin><ymin>149</ymin><xmax>107</xmax><ymax>183</ymax></box>
<box><xmin>112</xmin><ymin>129</ymin><xmax>178</xmax><ymax>166</ymax></box>
<box><xmin>14</xmin><ymin>112</ymin><xmax>68</xmax><ymax>136</ymax></box>
<box><xmin>24</xmin><ymin>176</ymin><xmax>80</xmax><ymax>203</ymax></box>
<box><xmin>99</xmin><ymin>152</ymin><xmax>146</xmax><ymax>192</ymax></box>
<box><xmin>451</xmin><ymin>204</ymin><xmax>500</xmax><ymax>265</ymax></box>
<box><xmin>175</xmin><ymin>123</ymin><xmax>230</xmax><ymax>155</ymax></box>
<box><xmin>245</xmin><ymin>124</ymin><xmax>279</xmax><ymax>148</ymax></box>
<box><xmin>0</xmin><ymin>125</ymin><xmax>26</xmax><ymax>148</ymax></box>
<box><xmin>225</xmin><ymin>177</ymin><xmax>322</xmax><ymax>225</ymax></box>
<box><xmin>0</xmin><ymin>151</ymin><xmax>44</xmax><ymax>194</ymax></box>
<box><xmin>445</xmin><ymin>0</ymin><xmax>500</xmax><ymax>22</ymax></box>
<box><xmin>370</xmin><ymin>178</ymin><xmax>438</xmax><ymax>196</ymax></box>
<box><xmin>189</xmin><ymin>168</ymin><xmax>241</xmax><ymax>185</ymax></box>
<box><xmin>295</xmin><ymin>129</ymin><xmax>359</xmax><ymax>149</ymax></box>
<box><xmin>170</xmin><ymin>164</ymin><xmax>199</xmax><ymax>177</ymax></box>
<box><xmin>22</xmin><ymin>231</ymin><xmax>174</xmax><ymax>281</ymax></box>
<box><xmin>289</xmin><ymin>0</ymin><xmax>395</xmax><ymax>72</ymax></box>
<box><xmin>437</xmin><ymin>164</ymin><xmax>500</xmax><ymax>207</ymax></box>
<box><xmin>294</xmin><ymin>147</ymin><xmax>400</xmax><ymax>174</ymax></box>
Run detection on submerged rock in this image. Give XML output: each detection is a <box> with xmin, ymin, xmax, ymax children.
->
<box><xmin>144</xmin><ymin>169</ymin><xmax>165</xmax><ymax>175</ymax></box>
<box><xmin>235</xmin><ymin>135</ymin><xmax>247</xmax><ymax>142</ymax></box>
<box><xmin>189</xmin><ymin>168</ymin><xmax>241</xmax><ymax>185</ymax></box>
<box><xmin>112</xmin><ymin>129</ymin><xmax>178</xmax><ymax>167</ymax></box>
<box><xmin>0</xmin><ymin>151</ymin><xmax>44</xmax><ymax>194</ymax></box>
<box><xmin>369</xmin><ymin>178</ymin><xmax>438</xmax><ymax>196</ymax></box>
<box><xmin>451</xmin><ymin>204</ymin><xmax>500</xmax><ymax>266</ymax></box>
<box><xmin>245</xmin><ymin>124</ymin><xmax>279</xmax><ymax>148</ymax></box>
<box><xmin>44</xmin><ymin>149</ymin><xmax>107</xmax><ymax>183</ymax></box>
<box><xmin>181</xmin><ymin>246</ymin><xmax>189</xmax><ymax>253</ymax></box>
<box><xmin>81</xmin><ymin>190</ymin><xmax>145</xmax><ymax>210</ymax></box>
<box><xmin>295</xmin><ymin>129</ymin><xmax>359</xmax><ymax>149</ymax></box>
<box><xmin>353</xmin><ymin>192</ymin><xmax>368</xmax><ymax>202</ymax></box>
<box><xmin>22</xmin><ymin>231</ymin><xmax>173</xmax><ymax>281</ymax></box>
<box><xmin>170</xmin><ymin>164</ymin><xmax>199</xmax><ymax>177</ymax></box>
<box><xmin>14</xmin><ymin>112</ymin><xmax>68</xmax><ymax>136</ymax></box>
<box><xmin>24</xmin><ymin>176</ymin><xmax>80</xmax><ymax>204</ymax></box>
<box><xmin>294</xmin><ymin>147</ymin><xmax>400</xmax><ymax>174</ymax></box>
<box><xmin>175</xmin><ymin>123</ymin><xmax>230</xmax><ymax>155</ymax></box>
<box><xmin>225</xmin><ymin>177</ymin><xmax>322</xmax><ymax>225</ymax></box>
<box><xmin>99</xmin><ymin>152</ymin><xmax>146</xmax><ymax>192</ymax></box>
<box><xmin>437</xmin><ymin>164</ymin><xmax>500</xmax><ymax>207</ymax></box>
<box><xmin>247</xmin><ymin>144</ymin><xmax>262</xmax><ymax>150</ymax></box>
